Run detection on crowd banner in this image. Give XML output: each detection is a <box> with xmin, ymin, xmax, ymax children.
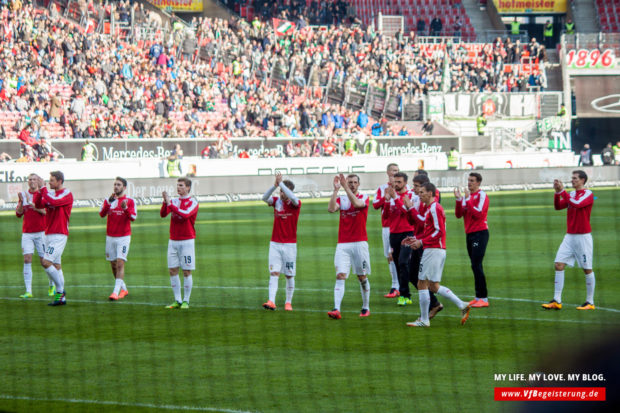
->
<box><xmin>431</xmin><ymin>92</ymin><xmax>562</xmax><ymax>120</ymax></box>
<box><xmin>492</xmin><ymin>0</ymin><xmax>567</xmax><ymax>14</ymax></box>
<box><xmin>146</xmin><ymin>0</ymin><xmax>203</xmax><ymax>12</ymax></box>
<box><xmin>0</xmin><ymin>136</ymin><xmax>459</xmax><ymax>161</ymax></box>
<box><xmin>1</xmin><ymin>166</ymin><xmax>618</xmax><ymax>210</ymax></box>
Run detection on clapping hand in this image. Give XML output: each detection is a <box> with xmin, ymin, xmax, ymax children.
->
<box><xmin>121</xmin><ymin>199</ymin><xmax>128</xmax><ymax>210</ymax></box>
<box><xmin>463</xmin><ymin>188</ymin><xmax>470</xmax><ymax>198</ymax></box>
<box><xmin>402</xmin><ymin>193</ymin><xmax>413</xmax><ymax>209</ymax></box>
<box><xmin>553</xmin><ymin>179</ymin><xmax>564</xmax><ymax>192</ymax></box>
<box><xmin>333</xmin><ymin>175</ymin><xmax>341</xmax><ymax>191</ymax></box>
<box><xmin>17</xmin><ymin>192</ymin><xmax>23</xmax><ymax>204</ymax></box>
<box><xmin>454</xmin><ymin>187</ymin><xmax>462</xmax><ymax>199</ymax></box>
<box><xmin>275</xmin><ymin>171</ymin><xmax>283</xmax><ymax>187</ymax></box>
<box><xmin>162</xmin><ymin>191</ymin><xmax>170</xmax><ymax>204</ymax></box>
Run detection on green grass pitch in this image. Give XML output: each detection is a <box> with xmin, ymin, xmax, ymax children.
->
<box><xmin>1</xmin><ymin>188</ymin><xmax>619</xmax><ymax>412</ymax></box>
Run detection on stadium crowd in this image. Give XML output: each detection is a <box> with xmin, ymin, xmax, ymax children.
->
<box><xmin>0</xmin><ymin>0</ymin><xmax>547</xmax><ymax>161</ymax></box>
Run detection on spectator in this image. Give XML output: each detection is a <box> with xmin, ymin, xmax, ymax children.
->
<box><xmin>578</xmin><ymin>144</ymin><xmax>592</xmax><ymax>166</ymax></box>
<box><xmin>601</xmin><ymin>143</ymin><xmax>614</xmax><ymax>166</ymax></box>
<box><xmin>430</xmin><ymin>17</ymin><xmax>443</xmax><ymax>36</ymax></box>
<box><xmin>416</xmin><ymin>18</ymin><xmax>426</xmax><ymax>35</ymax></box>
<box><xmin>422</xmin><ymin>120</ymin><xmax>434</xmax><ymax>136</ymax></box>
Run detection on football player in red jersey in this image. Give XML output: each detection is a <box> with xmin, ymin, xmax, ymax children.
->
<box><xmin>543</xmin><ymin>170</ymin><xmax>596</xmax><ymax>311</ymax></box>
<box><xmin>327</xmin><ymin>174</ymin><xmax>371</xmax><ymax>319</ymax></box>
<box><xmin>161</xmin><ymin>178</ymin><xmax>199</xmax><ymax>310</ymax></box>
<box><xmin>99</xmin><ymin>177</ymin><xmax>137</xmax><ymax>301</ymax></box>
<box><xmin>16</xmin><ymin>173</ymin><xmax>50</xmax><ymax>298</ymax></box>
<box><xmin>261</xmin><ymin>172</ymin><xmax>301</xmax><ymax>311</ymax></box>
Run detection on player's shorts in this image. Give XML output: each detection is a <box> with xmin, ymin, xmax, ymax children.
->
<box><xmin>268</xmin><ymin>241</ymin><xmax>297</xmax><ymax>276</ymax></box>
<box><xmin>105</xmin><ymin>236</ymin><xmax>131</xmax><ymax>262</ymax></box>
<box><xmin>382</xmin><ymin>227</ymin><xmax>392</xmax><ymax>258</ymax></box>
<box><xmin>22</xmin><ymin>232</ymin><xmax>45</xmax><ymax>257</ymax></box>
<box><xmin>334</xmin><ymin>241</ymin><xmax>371</xmax><ymax>277</ymax></box>
<box><xmin>554</xmin><ymin>233</ymin><xmax>593</xmax><ymax>269</ymax></box>
<box><xmin>168</xmin><ymin>239</ymin><xmax>196</xmax><ymax>271</ymax></box>
<box><xmin>43</xmin><ymin>234</ymin><xmax>68</xmax><ymax>265</ymax></box>
<box><xmin>418</xmin><ymin>248</ymin><xmax>446</xmax><ymax>282</ymax></box>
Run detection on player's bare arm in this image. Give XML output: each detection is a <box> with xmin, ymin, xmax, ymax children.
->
<box><xmin>328</xmin><ymin>176</ymin><xmax>341</xmax><ymax>213</ymax></box>
<box><xmin>16</xmin><ymin>192</ymin><xmax>24</xmax><ymax>215</ymax></box>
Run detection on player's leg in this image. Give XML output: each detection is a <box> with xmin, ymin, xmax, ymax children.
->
<box><xmin>166</xmin><ymin>240</ymin><xmax>183</xmax><ymax>308</ymax></box>
<box><xmin>397</xmin><ymin>240</ymin><xmax>413</xmax><ymax>305</ymax></box>
<box><xmin>329</xmin><ymin>244</ymin><xmax>350</xmax><ymax>319</ymax></box>
<box><xmin>21</xmin><ymin>233</ymin><xmax>35</xmax><ymax>297</ymax></box>
<box><xmin>264</xmin><ymin>242</ymin><xmax>281</xmax><ymax>309</ymax></box>
<box><xmin>21</xmin><ymin>253</ymin><xmax>34</xmax><ymax>298</ymax></box>
<box><xmin>577</xmin><ymin>234</ymin><xmax>595</xmax><ymax>310</ymax></box>
<box><xmin>431</xmin><ymin>282</ymin><xmax>471</xmax><ymax>325</ymax></box>
<box><xmin>389</xmin><ymin>233</ymin><xmax>406</xmax><ymax>304</ymax></box>
<box><xmin>180</xmin><ymin>240</ymin><xmax>195</xmax><ymax>308</ymax></box>
<box><xmin>353</xmin><ymin>242</ymin><xmax>371</xmax><ymax>316</ymax></box>
<box><xmin>469</xmin><ymin>230</ymin><xmax>489</xmax><ymax>307</ymax></box>
<box><xmin>116</xmin><ymin>237</ymin><xmax>130</xmax><ymax>298</ymax></box>
<box><xmin>35</xmin><ymin>233</ymin><xmax>54</xmax><ymax>295</ymax></box>
<box><xmin>107</xmin><ymin>237</ymin><xmax>120</xmax><ymax>300</ymax></box>
<box><xmin>410</xmin><ymin>248</ymin><xmax>442</xmax><ymax>317</ymax></box>
<box><xmin>382</xmin><ymin>227</ymin><xmax>399</xmax><ymax>297</ymax></box>
<box><xmin>43</xmin><ymin>235</ymin><xmax>67</xmax><ymax>305</ymax></box>
<box><xmin>283</xmin><ymin>243</ymin><xmax>296</xmax><ymax>310</ymax></box>
<box><xmin>543</xmin><ymin>234</ymin><xmax>573</xmax><ymax>309</ymax></box>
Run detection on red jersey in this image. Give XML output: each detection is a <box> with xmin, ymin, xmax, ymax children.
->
<box><xmin>554</xmin><ymin>189</ymin><xmax>593</xmax><ymax>234</ymax></box>
<box><xmin>99</xmin><ymin>196</ymin><xmax>137</xmax><ymax>237</ymax></box>
<box><xmin>419</xmin><ymin>201</ymin><xmax>446</xmax><ymax>249</ymax></box>
<box><xmin>267</xmin><ymin>196</ymin><xmax>301</xmax><ymax>243</ymax></box>
<box><xmin>16</xmin><ymin>190</ymin><xmax>46</xmax><ymax>233</ymax></box>
<box><xmin>372</xmin><ymin>183</ymin><xmax>391</xmax><ymax>227</ymax></box>
<box><xmin>160</xmin><ymin>195</ymin><xmax>198</xmax><ymax>240</ymax></box>
<box><xmin>337</xmin><ymin>193</ymin><xmax>369</xmax><ymax>243</ymax></box>
<box><xmin>33</xmin><ymin>187</ymin><xmax>73</xmax><ymax>235</ymax></box>
<box><xmin>386</xmin><ymin>190</ymin><xmax>415</xmax><ymax>234</ymax></box>
<box><xmin>454</xmin><ymin>190</ymin><xmax>489</xmax><ymax>234</ymax></box>
<box><xmin>407</xmin><ymin>196</ymin><xmax>427</xmax><ymax>237</ymax></box>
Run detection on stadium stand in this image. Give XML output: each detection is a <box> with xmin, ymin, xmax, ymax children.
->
<box><xmin>0</xmin><ymin>0</ymin><xmax>547</xmax><ymax>161</ymax></box>
<box><xmin>240</xmin><ymin>0</ymin><xmax>477</xmax><ymax>40</ymax></box>
<box><xmin>596</xmin><ymin>0</ymin><xmax>620</xmax><ymax>33</ymax></box>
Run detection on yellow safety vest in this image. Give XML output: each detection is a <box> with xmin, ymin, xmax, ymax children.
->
<box><xmin>544</xmin><ymin>24</ymin><xmax>553</xmax><ymax>38</ymax></box>
<box><xmin>448</xmin><ymin>150</ymin><xmax>459</xmax><ymax>168</ymax></box>
<box><xmin>565</xmin><ymin>22</ymin><xmax>574</xmax><ymax>34</ymax></box>
<box><xmin>511</xmin><ymin>21</ymin><xmax>520</xmax><ymax>35</ymax></box>
<box><xmin>477</xmin><ymin>116</ymin><xmax>486</xmax><ymax>134</ymax></box>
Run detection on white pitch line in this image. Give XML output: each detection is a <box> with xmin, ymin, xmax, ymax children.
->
<box><xmin>0</xmin><ymin>394</ymin><xmax>257</xmax><ymax>413</ymax></box>
<box><xmin>1</xmin><ymin>284</ymin><xmax>619</xmax><ymax>314</ymax></box>
<box><xmin>0</xmin><ymin>296</ymin><xmax>614</xmax><ymax>325</ymax></box>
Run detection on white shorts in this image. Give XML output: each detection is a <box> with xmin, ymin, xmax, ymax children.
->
<box><xmin>43</xmin><ymin>234</ymin><xmax>68</xmax><ymax>265</ymax></box>
<box><xmin>22</xmin><ymin>232</ymin><xmax>45</xmax><ymax>257</ymax></box>
<box><xmin>334</xmin><ymin>241</ymin><xmax>371</xmax><ymax>277</ymax></box>
<box><xmin>106</xmin><ymin>236</ymin><xmax>131</xmax><ymax>262</ymax></box>
<box><xmin>168</xmin><ymin>239</ymin><xmax>196</xmax><ymax>270</ymax></box>
<box><xmin>268</xmin><ymin>241</ymin><xmax>297</xmax><ymax>276</ymax></box>
<box><xmin>382</xmin><ymin>227</ymin><xmax>392</xmax><ymax>258</ymax></box>
<box><xmin>418</xmin><ymin>248</ymin><xmax>446</xmax><ymax>282</ymax></box>
<box><xmin>554</xmin><ymin>233</ymin><xmax>593</xmax><ymax>269</ymax></box>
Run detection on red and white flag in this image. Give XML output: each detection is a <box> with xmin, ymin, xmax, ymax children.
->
<box><xmin>272</xmin><ymin>18</ymin><xmax>296</xmax><ymax>36</ymax></box>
